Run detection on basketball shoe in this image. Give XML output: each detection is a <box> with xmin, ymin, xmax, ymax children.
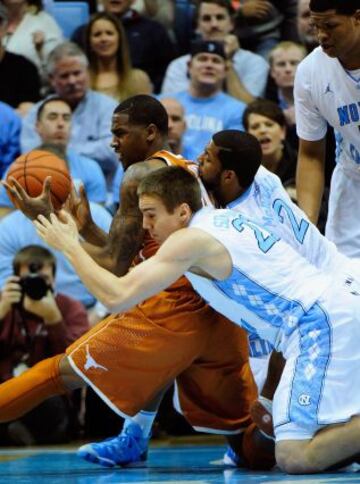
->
<box><xmin>77</xmin><ymin>422</ymin><xmax>149</xmax><ymax>467</ymax></box>
<box><xmin>223</xmin><ymin>446</ymin><xmax>245</xmax><ymax>467</ymax></box>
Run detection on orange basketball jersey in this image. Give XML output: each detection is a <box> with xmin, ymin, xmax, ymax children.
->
<box><xmin>138</xmin><ymin>150</ymin><xmax>213</xmax><ymax>262</ymax></box>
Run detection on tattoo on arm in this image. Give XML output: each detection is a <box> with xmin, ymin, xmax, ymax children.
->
<box><xmin>106</xmin><ymin>161</ymin><xmax>164</xmax><ymax>276</ymax></box>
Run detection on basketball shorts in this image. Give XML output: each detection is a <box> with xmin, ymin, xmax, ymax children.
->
<box><xmin>326</xmin><ymin>163</ymin><xmax>360</xmax><ymax>258</ymax></box>
<box><xmin>66</xmin><ymin>280</ymin><xmax>257</xmax><ymax>433</ymax></box>
<box><xmin>274</xmin><ymin>280</ymin><xmax>360</xmax><ymax>441</ymax></box>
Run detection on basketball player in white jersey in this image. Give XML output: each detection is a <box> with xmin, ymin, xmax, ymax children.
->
<box><xmin>35</xmin><ymin>161</ymin><xmax>360</xmax><ymax>474</ymax></box>
<box><xmin>295</xmin><ymin>0</ymin><xmax>360</xmax><ymax>257</ymax></box>
<box><xmin>198</xmin><ymin>130</ymin><xmax>360</xmax><ymax>396</ymax></box>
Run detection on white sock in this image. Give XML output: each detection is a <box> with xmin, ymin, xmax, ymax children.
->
<box><xmin>123</xmin><ymin>410</ymin><xmax>156</xmax><ymax>437</ymax></box>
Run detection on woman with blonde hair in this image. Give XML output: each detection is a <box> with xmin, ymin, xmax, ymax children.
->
<box><xmin>85</xmin><ymin>12</ymin><xmax>152</xmax><ymax>101</ymax></box>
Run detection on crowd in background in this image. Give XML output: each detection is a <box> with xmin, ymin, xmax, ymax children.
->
<box><xmin>0</xmin><ymin>0</ymin><xmax>334</xmax><ymax>444</ymax></box>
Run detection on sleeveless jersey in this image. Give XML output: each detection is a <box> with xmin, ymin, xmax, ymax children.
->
<box><xmin>186</xmin><ymin>207</ymin><xmax>332</xmax><ymax>353</ymax></box>
<box><xmin>229</xmin><ymin>166</ymin><xmax>360</xmax><ymax>278</ymax></box>
<box><xmin>295</xmin><ymin>47</ymin><xmax>360</xmax><ymax>176</ymax></box>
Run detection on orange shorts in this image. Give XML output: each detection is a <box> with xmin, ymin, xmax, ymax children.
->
<box><xmin>66</xmin><ymin>279</ymin><xmax>257</xmax><ymax>433</ymax></box>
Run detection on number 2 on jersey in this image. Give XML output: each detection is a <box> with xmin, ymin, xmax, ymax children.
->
<box><xmin>272</xmin><ymin>199</ymin><xmax>309</xmax><ymax>244</ymax></box>
<box><xmin>232</xmin><ymin>216</ymin><xmax>279</xmax><ymax>253</ymax></box>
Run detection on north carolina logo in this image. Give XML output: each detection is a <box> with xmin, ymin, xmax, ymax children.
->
<box><xmin>298</xmin><ymin>394</ymin><xmax>311</xmax><ymax>406</ymax></box>
<box><xmin>208</xmin><ymin>43</ymin><xmax>215</xmax><ymax>52</ymax></box>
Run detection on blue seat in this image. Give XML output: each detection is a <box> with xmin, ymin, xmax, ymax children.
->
<box><xmin>51</xmin><ymin>2</ymin><xmax>90</xmax><ymax>39</ymax></box>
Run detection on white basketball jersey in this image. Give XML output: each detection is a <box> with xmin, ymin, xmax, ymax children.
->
<box><xmin>295</xmin><ymin>47</ymin><xmax>360</xmax><ymax>174</ymax></box>
<box><xmin>186</xmin><ymin>207</ymin><xmax>332</xmax><ymax>353</ymax></box>
<box><xmin>229</xmin><ymin>166</ymin><xmax>358</xmax><ymax>277</ymax></box>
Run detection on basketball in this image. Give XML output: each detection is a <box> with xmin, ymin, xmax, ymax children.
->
<box><xmin>6</xmin><ymin>150</ymin><xmax>72</xmax><ymax>210</ymax></box>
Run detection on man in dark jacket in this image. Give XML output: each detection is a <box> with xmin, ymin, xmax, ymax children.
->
<box><xmin>0</xmin><ymin>245</ymin><xmax>89</xmax><ymax>445</ymax></box>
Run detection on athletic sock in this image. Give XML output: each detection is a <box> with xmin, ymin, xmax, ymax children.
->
<box><xmin>123</xmin><ymin>410</ymin><xmax>156</xmax><ymax>437</ymax></box>
<box><xmin>0</xmin><ymin>354</ymin><xmax>67</xmax><ymax>423</ymax></box>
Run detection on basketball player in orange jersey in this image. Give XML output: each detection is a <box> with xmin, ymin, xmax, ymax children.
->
<box><xmin>2</xmin><ymin>95</ymin><xmax>274</xmax><ymax>470</ymax></box>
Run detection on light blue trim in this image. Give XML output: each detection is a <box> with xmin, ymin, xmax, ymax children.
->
<box><xmin>287</xmin><ymin>303</ymin><xmax>331</xmax><ymax>429</ymax></box>
<box><xmin>214</xmin><ymin>265</ymin><xmax>307</xmax><ymax>336</ymax></box>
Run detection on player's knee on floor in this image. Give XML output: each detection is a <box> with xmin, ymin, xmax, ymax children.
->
<box><xmin>241</xmin><ymin>423</ymin><xmax>275</xmax><ymax>470</ymax></box>
<box><xmin>275</xmin><ymin>440</ymin><xmax>318</xmax><ymax>474</ymax></box>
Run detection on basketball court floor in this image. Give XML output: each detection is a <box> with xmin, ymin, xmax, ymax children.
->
<box><xmin>1</xmin><ymin>442</ymin><xmax>360</xmax><ymax>484</ymax></box>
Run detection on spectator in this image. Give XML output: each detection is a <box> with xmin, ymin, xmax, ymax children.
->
<box><xmin>0</xmin><ymin>98</ymin><xmax>107</xmax><ymax>217</ymax></box>
<box><xmin>266</xmin><ymin>40</ymin><xmax>306</xmax><ymax>150</ymax></box>
<box><xmin>0</xmin><ymin>203</ymin><xmax>112</xmax><ymax>310</ymax></box>
<box><xmin>20</xmin><ymin>42</ymin><xmax>119</xmax><ymax>180</ymax></box>
<box><xmin>134</xmin><ymin>0</ymin><xmax>175</xmax><ymax>39</ymax></box>
<box><xmin>160</xmin><ymin>97</ymin><xmax>188</xmax><ymax>157</ymax></box>
<box><xmin>0</xmin><ymin>102</ymin><xmax>21</xmax><ymax>178</ymax></box>
<box><xmin>233</xmin><ymin>0</ymin><xmax>299</xmax><ymax>58</ymax></box>
<box><xmin>0</xmin><ymin>3</ymin><xmax>41</xmax><ymax>111</ymax></box>
<box><xmin>162</xmin><ymin>0</ymin><xmax>269</xmax><ymax>103</ymax></box>
<box><xmin>243</xmin><ymin>99</ymin><xmax>297</xmax><ymax>185</ymax></box>
<box><xmin>85</xmin><ymin>12</ymin><xmax>152</xmax><ymax>101</ymax></box>
<box><xmin>0</xmin><ymin>0</ymin><xmax>63</xmax><ymax>80</ymax></box>
<box><xmin>0</xmin><ymin>245</ymin><xmax>89</xmax><ymax>445</ymax></box>
<box><xmin>72</xmin><ymin>0</ymin><xmax>176</xmax><ymax>93</ymax></box>
<box><xmin>297</xmin><ymin>0</ymin><xmax>318</xmax><ymax>52</ymax></box>
<box><xmin>166</xmin><ymin>40</ymin><xmax>245</xmax><ymax>161</ymax></box>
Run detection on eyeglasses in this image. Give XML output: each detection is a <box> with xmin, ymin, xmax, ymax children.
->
<box><xmin>200</xmin><ymin>14</ymin><xmax>227</xmax><ymax>22</ymax></box>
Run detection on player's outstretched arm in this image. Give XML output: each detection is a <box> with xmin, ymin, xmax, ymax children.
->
<box><xmin>34</xmin><ymin>214</ymin><xmax>202</xmax><ymax>312</ymax></box>
<box><xmin>296</xmin><ymin>138</ymin><xmax>326</xmax><ymax>225</ymax></box>
<box><xmin>64</xmin><ymin>160</ymin><xmax>164</xmax><ymax>275</ymax></box>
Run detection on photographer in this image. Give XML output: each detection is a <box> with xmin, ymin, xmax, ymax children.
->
<box><xmin>0</xmin><ymin>245</ymin><xmax>89</xmax><ymax>445</ymax></box>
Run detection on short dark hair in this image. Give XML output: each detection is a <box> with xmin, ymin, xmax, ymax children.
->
<box><xmin>212</xmin><ymin>130</ymin><xmax>262</xmax><ymax>189</ymax></box>
<box><xmin>310</xmin><ymin>0</ymin><xmax>359</xmax><ymax>15</ymax></box>
<box><xmin>114</xmin><ymin>95</ymin><xmax>169</xmax><ymax>136</ymax></box>
<box><xmin>13</xmin><ymin>245</ymin><xmax>56</xmax><ymax>276</ymax></box>
<box><xmin>36</xmin><ymin>96</ymin><xmax>72</xmax><ymax>121</ymax></box>
<box><xmin>243</xmin><ymin>99</ymin><xmax>286</xmax><ymax>130</ymax></box>
<box><xmin>137</xmin><ymin>166</ymin><xmax>202</xmax><ymax>213</ymax></box>
<box><xmin>196</xmin><ymin>0</ymin><xmax>235</xmax><ymax>20</ymax></box>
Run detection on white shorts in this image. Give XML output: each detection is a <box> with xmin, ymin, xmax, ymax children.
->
<box><xmin>248</xmin><ymin>334</ymin><xmax>273</xmax><ymax>392</ymax></box>
<box><xmin>273</xmin><ymin>281</ymin><xmax>360</xmax><ymax>441</ymax></box>
<box><xmin>326</xmin><ymin>164</ymin><xmax>360</xmax><ymax>258</ymax></box>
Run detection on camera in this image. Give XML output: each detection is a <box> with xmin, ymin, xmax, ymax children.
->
<box><xmin>18</xmin><ymin>262</ymin><xmax>52</xmax><ymax>301</ymax></box>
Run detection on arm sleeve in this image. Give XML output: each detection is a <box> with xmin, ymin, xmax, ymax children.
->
<box><xmin>234</xmin><ymin>52</ymin><xmax>270</xmax><ymax>98</ymax></box>
<box><xmin>20</xmin><ymin>103</ymin><xmax>41</xmax><ymax>152</ymax></box>
<box><xmin>81</xmin><ymin>158</ymin><xmax>107</xmax><ymax>204</ymax></box>
<box><xmin>294</xmin><ymin>61</ymin><xmax>328</xmax><ymax>141</ymax></box>
<box><xmin>226</xmin><ymin>102</ymin><xmax>245</xmax><ymax>131</ymax></box>
<box><xmin>2</xmin><ymin>114</ymin><xmax>21</xmax><ymax>173</ymax></box>
<box><xmin>40</xmin><ymin>13</ymin><xmax>63</xmax><ymax>60</ymax></box>
<box><xmin>161</xmin><ymin>57</ymin><xmax>189</xmax><ymax>94</ymax></box>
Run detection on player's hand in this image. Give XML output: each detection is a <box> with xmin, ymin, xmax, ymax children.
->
<box><xmin>32</xmin><ymin>31</ymin><xmax>45</xmax><ymax>53</ymax></box>
<box><xmin>23</xmin><ymin>290</ymin><xmax>62</xmax><ymax>325</ymax></box>
<box><xmin>34</xmin><ymin>211</ymin><xmax>80</xmax><ymax>252</ymax></box>
<box><xmin>64</xmin><ymin>184</ymin><xmax>94</xmax><ymax>236</ymax></box>
<box><xmin>239</xmin><ymin>0</ymin><xmax>272</xmax><ymax>19</ymax></box>
<box><xmin>1</xmin><ymin>176</ymin><xmax>54</xmax><ymax>220</ymax></box>
<box><xmin>224</xmin><ymin>34</ymin><xmax>240</xmax><ymax>59</ymax></box>
<box><xmin>0</xmin><ymin>276</ymin><xmax>22</xmax><ymax>319</ymax></box>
